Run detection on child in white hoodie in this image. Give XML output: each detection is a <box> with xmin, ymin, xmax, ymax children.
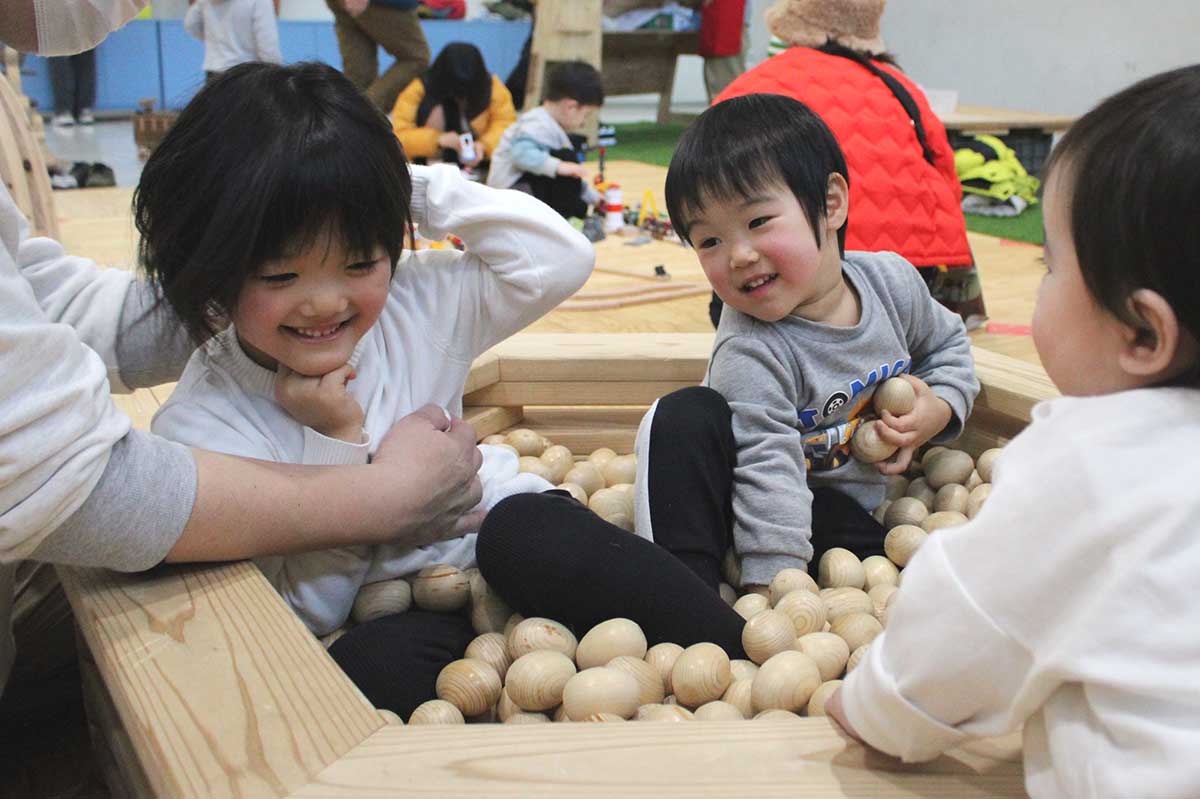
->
<box><xmin>184</xmin><ymin>0</ymin><xmax>282</xmax><ymax>84</ymax></box>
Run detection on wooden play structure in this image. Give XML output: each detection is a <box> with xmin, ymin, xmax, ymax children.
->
<box><xmin>60</xmin><ymin>333</ymin><xmax>1055</xmax><ymax>798</ymax></box>
<box><xmin>1</xmin><ymin>46</ymin><xmax>59</xmax><ymax>239</ymax></box>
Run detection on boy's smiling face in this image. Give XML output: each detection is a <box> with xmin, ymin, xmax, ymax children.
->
<box><xmin>686</xmin><ymin>176</ymin><xmax>850</xmax><ymax>323</ymax></box>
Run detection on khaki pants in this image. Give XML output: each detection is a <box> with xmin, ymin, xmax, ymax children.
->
<box><xmin>324</xmin><ymin>0</ymin><xmax>431</xmax><ymax>112</ymax></box>
<box><xmin>703</xmin><ymin>27</ymin><xmax>749</xmax><ymax>103</ymax></box>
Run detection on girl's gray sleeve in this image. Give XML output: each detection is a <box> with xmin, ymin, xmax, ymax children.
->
<box><xmin>31</xmin><ymin>429</ymin><xmax>196</xmax><ymax>571</ymax></box>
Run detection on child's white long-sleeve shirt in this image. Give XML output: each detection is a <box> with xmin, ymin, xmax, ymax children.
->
<box><xmin>184</xmin><ymin>0</ymin><xmax>282</xmax><ymax>73</ymax></box>
<box><xmin>152</xmin><ymin>164</ymin><xmax>594</xmax><ymax>634</ymax></box>
<box><xmin>842</xmin><ymin>387</ymin><xmax>1200</xmax><ymax>798</ymax></box>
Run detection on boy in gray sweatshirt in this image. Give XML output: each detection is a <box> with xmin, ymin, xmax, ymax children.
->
<box><xmin>630</xmin><ymin>93</ymin><xmax>979</xmax><ymax>590</ymax></box>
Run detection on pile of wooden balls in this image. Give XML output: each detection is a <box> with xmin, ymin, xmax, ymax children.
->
<box><xmin>324</xmin><ymin>382</ymin><xmax>1002</xmax><ymax>725</ymax></box>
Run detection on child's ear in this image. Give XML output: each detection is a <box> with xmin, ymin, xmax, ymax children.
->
<box><xmin>1117</xmin><ymin>288</ymin><xmax>1193</xmax><ymax>380</ymax></box>
<box><xmin>824</xmin><ymin>174</ymin><xmax>850</xmax><ymax>230</ymax></box>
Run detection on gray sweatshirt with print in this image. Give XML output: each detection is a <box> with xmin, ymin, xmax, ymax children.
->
<box><xmin>706</xmin><ymin>250</ymin><xmax>979</xmax><ymax>585</ymax></box>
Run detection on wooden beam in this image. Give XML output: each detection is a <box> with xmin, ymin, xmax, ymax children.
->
<box><xmin>971</xmin><ymin>346</ymin><xmax>1058</xmax><ymax>425</ymax></box>
<box><xmin>464</xmin><ymin>405</ymin><xmax>524</xmax><ymax>440</ymax></box>
<box><xmin>465</xmin><ymin>352</ymin><xmax>501</xmax><ymax>395</ymax></box>
<box><xmin>504</xmin><ymin>406</ymin><xmax>648</xmax><ymax>454</ymax></box>
<box><xmin>465</xmin><ymin>380</ymin><xmax>696</xmax><ymax>407</ymax></box>
<box><xmin>489</xmin><ymin>333</ymin><xmax>712</xmax><ymax>382</ymax></box>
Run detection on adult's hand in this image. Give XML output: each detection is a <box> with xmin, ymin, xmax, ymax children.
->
<box><xmin>344</xmin><ymin>0</ymin><xmax>369</xmax><ymax>17</ymax></box>
<box><xmin>370</xmin><ymin>405</ymin><xmax>486</xmax><ymax>545</ymax></box>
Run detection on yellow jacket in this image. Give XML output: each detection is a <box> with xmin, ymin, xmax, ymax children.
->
<box><xmin>391</xmin><ymin>75</ymin><xmax>517</xmax><ymax>160</ymax></box>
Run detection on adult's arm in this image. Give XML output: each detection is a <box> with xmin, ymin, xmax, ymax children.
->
<box><xmin>479</xmin><ymin>76</ymin><xmax>517</xmax><ymax>157</ymax></box>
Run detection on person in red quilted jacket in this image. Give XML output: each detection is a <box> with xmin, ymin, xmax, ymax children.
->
<box><xmin>708</xmin><ymin>0</ymin><xmax>986</xmax><ymax>329</ymax></box>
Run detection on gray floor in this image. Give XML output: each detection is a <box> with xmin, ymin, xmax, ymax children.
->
<box><xmin>42</xmin><ymin>95</ymin><xmax>701</xmax><ymax>189</ymax></box>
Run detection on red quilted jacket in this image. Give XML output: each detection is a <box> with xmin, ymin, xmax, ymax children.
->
<box><xmin>715</xmin><ymin>47</ymin><xmax>972</xmax><ymax>267</ymax></box>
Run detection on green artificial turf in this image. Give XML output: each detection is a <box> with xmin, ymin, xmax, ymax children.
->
<box><xmin>599</xmin><ymin>122</ymin><xmax>1045</xmax><ymax>245</ymax></box>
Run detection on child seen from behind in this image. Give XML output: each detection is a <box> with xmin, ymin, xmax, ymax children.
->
<box><xmin>827</xmin><ymin>64</ymin><xmax>1200</xmax><ymax>799</ymax></box>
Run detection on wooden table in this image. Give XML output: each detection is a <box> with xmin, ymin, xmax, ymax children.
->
<box><xmin>937</xmin><ymin>104</ymin><xmax>1075</xmax><ymax>136</ymax></box>
<box><xmin>602</xmin><ymin>30</ymin><xmax>701</xmax><ymax>124</ymax></box>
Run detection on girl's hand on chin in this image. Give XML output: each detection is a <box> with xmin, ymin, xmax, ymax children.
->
<box><xmin>275</xmin><ymin>363</ymin><xmax>365</xmax><ymax>443</ymax></box>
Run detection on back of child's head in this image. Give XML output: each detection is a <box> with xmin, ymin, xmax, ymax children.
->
<box><xmin>1044</xmin><ymin>64</ymin><xmax>1200</xmax><ymax>371</ymax></box>
<box><xmin>665</xmin><ymin>93</ymin><xmax>849</xmax><ymax>253</ymax></box>
<box><xmin>135</xmin><ymin>61</ymin><xmax>411</xmax><ymax>343</ymax></box>
<box><xmin>544</xmin><ymin>61</ymin><xmax>604</xmax><ymax>107</ymax></box>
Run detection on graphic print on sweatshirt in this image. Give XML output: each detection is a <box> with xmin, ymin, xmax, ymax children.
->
<box><xmin>798</xmin><ymin>358</ymin><xmax>910</xmax><ymax>471</ymax></box>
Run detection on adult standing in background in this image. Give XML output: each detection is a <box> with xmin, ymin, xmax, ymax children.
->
<box><xmin>698</xmin><ymin>0</ymin><xmax>748</xmax><ymax>102</ymax></box>
<box><xmin>48</xmin><ymin>47</ymin><xmax>96</xmax><ymax>127</ymax></box>
<box><xmin>324</xmin><ymin>0</ymin><xmax>431</xmax><ymax>112</ymax></box>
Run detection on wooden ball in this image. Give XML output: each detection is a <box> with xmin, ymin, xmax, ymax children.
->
<box><xmin>884</xmin><ymin>497</ymin><xmax>928</xmax><ymax>529</ymax></box>
<box><xmin>872</xmin><ymin>500</ymin><xmax>891</xmax><ymax>526</ymax></box>
<box><xmin>587</xmin><ymin>447</ymin><xmax>618</xmax><ymax>468</ymax></box>
<box><xmin>352</xmin><ymin>579</ymin><xmax>412</xmax><ymax>624</ymax></box>
<box><xmin>508</xmin><ymin>617</ymin><xmax>578</xmax><ymax>660</ymax></box>
<box><xmin>553</xmin><ymin>704</ymin><xmax>571</xmax><ymax>722</ymax></box>
<box><xmin>751</xmin><ymin>650</ymin><xmax>821</xmax><ymax>713</ymax></box>
<box><xmin>964</xmin><ymin>469</ymin><xmax>983</xmax><ymax>492</ymax></box>
<box><xmin>976</xmin><ymin>448</ymin><xmax>1002</xmax><ymax>483</ymax></box>
<box><xmin>754</xmin><ymin>709</ymin><xmax>804</xmax><ymax>722</ymax></box>
<box><xmin>465</xmin><ymin>632</ymin><xmax>512</xmax><ymax>682</ymax></box>
<box><xmin>644</xmin><ymin>642</ymin><xmax>684</xmax><ymax>695</ymax></box>
<box><xmin>562</xmin><ymin>667</ymin><xmax>642</xmax><ymax>720</ymax></box>
<box><xmin>861</xmin><ymin>555</ymin><xmax>899</xmax><ymax>590</ymax></box>
<box><xmin>873</xmin><ymin>378</ymin><xmax>916</xmax><ymax>416</ymax></box>
<box><xmin>503</xmin><ymin>612</ymin><xmax>525</xmax><ymax>639</ymax></box>
<box><xmin>719</xmin><ymin>582</ymin><xmax>738</xmax><ymax>606</ymax></box>
<box><xmin>481</xmin><ymin>434</ymin><xmax>507</xmax><ymax>446</ymax></box>
<box><xmin>496</xmin><ymin>687</ymin><xmax>520</xmax><ymax>722</ymax></box>
<box><xmin>773</xmin><ymin>589</ymin><xmax>827</xmax><ymax>637</ymax></box>
<box><xmin>600</xmin><ymin>453</ymin><xmax>637</xmax><ymax>487</ymax></box>
<box><xmin>806</xmin><ymin>680</ymin><xmax>842</xmax><ymax>717</ymax></box>
<box><xmin>670</xmin><ymin>642</ymin><xmax>732</xmax><ymax>708</ymax></box>
<box><xmin>557</xmin><ymin>482</ymin><xmax>589</xmax><ymax>504</ymax></box>
<box><xmin>966</xmin><ymin>483</ymin><xmax>992</xmax><ymax>519</ymax></box>
<box><xmin>846</xmin><ymin>645</ymin><xmax>869</xmax><ymax>673</ymax></box>
<box><xmin>576</xmin><ymin>618</ymin><xmax>648</xmax><ymax>669</ymax></box>
<box><xmin>868</xmin><ymin>583</ymin><xmax>899</xmax><ymax>621</ymax></box>
<box><xmin>609</xmin><ymin>483</ymin><xmax>636</xmax><ymax>515</ymax></box>
<box><xmin>820</xmin><ymin>587</ymin><xmax>874</xmax><ymax>622</ymax></box>
<box><xmin>581</xmin><ymin>712</ymin><xmax>626</xmax><ymax>723</ymax></box>
<box><xmin>920</xmin><ymin>446</ymin><xmax>949</xmax><ymax>468</ymax></box>
<box><xmin>606</xmin><ymin>655</ymin><xmax>666</xmax><ymax>706</ymax></box>
<box><xmin>830</xmin><ymin>612</ymin><xmax>883</xmax><ymax>652</ymax></box>
<box><xmin>732</xmin><ymin>592</ymin><xmax>770</xmax><ymax>621</ymax></box>
<box><xmin>933</xmin><ymin>483</ymin><xmax>969</xmax><ymax>514</ymax></box>
<box><xmin>468</xmin><ymin>571</ymin><xmax>512</xmax><ymax>635</ymax></box>
<box><xmin>408</xmin><ymin>699</ymin><xmax>464</xmax><ymax>725</ymax></box>
<box><xmin>849</xmin><ymin>420</ymin><xmax>898</xmax><ymax>464</ymax></box>
<box><xmin>794</xmin><ymin>632</ymin><xmax>849</xmax><ymax>682</ymax></box>
<box><xmin>741</xmin><ymin>609</ymin><xmax>797</xmax><ymax>665</ymax></box>
<box><xmin>721</xmin><ymin>678</ymin><xmax>755</xmax><ymax>718</ymax></box>
<box><xmin>378</xmin><ymin>709</ymin><xmax>404</xmax><ymax>726</ymax></box>
<box><xmin>505</xmin><ymin>650</ymin><xmax>577</xmax><ymax>712</ymax></box>
<box><xmin>504</xmin><ymin>711</ymin><xmax>552</xmax><ymax>724</ymax></box>
<box><xmin>589</xmin><ymin>487</ymin><xmax>633</xmax><ymax>526</ymax></box>
<box><xmin>563</xmin><ymin>461</ymin><xmax>604</xmax><ymax>497</ymax></box>
<box><xmin>721</xmin><ymin>549</ymin><xmax>742</xmax><ymax>588</ymax></box>
<box><xmin>729</xmin><ymin>659</ymin><xmax>760</xmax><ymax>682</ymax></box>
<box><xmin>694</xmin><ymin>700</ymin><xmax>746</xmax><ymax>721</ymax></box>
<box><xmin>505</xmin><ymin>428</ymin><xmax>545</xmax><ymax>456</ymax></box>
<box><xmin>435</xmin><ymin>658</ymin><xmax>502</xmax><ymax>717</ymax></box>
<box><xmin>817</xmin><ymin>547</ymin><xmax>865</xmax><ymax>589</ymax></box>
<box><xmin>538</xmin><ymin>444</ymin><xmax>575</xmax><ymax>484</ymax></box>
<box><xmin>319</xmin><ymin>627</ymin><xmax>348</xmax><ymax>648</ymax></box>
<box><xmin>412</xmin><ymin>565</ymin><xmax>470</xmax><ymax>612</ymax></box>
<box><xmin>925</xmin><ymin>449</ymin><xmax>975</xmax><ymax>489</ymax></box>
<box><xmin>635</xmin><ymin>704</ymin><xmax>695</xmax><ymax>722</ymax></box>
<box><xmin>885</xmin><ymin>474</ymin><xmax>910</xmax><ymax>501</ymax></box>
<box><xmin>769</xmin><ymin>568</ymin><xmax>819</xmax><ymax>605</ymax></box>
<box><xmin>518</xmin><ymin>455</ymin><xmax>556</xmax><ymax>482</ymax></box>
<box><xmin>922</xmin><ymin>510</ymin><xmax>968</xmax><ymax>532</ymax></box>
<box><xmin>905</xmin><ymin>477</ymin><xmax>936</xmax><ymax>510</ymax></box>
<box><xmin>884</xmin><ymin>524</ymin><xmax>927</xmax><ymax>567</ymax></box>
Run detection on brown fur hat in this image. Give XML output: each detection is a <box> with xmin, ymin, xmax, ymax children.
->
<box><xmin>766</xmin><ymin>0</ymin><xmax>887</xmax><ymax>55</ymax></box>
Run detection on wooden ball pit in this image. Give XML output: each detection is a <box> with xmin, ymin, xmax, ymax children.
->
<box><xmin>63</xmin><ymin>334</ymin><xmax>1044</xmax><ymax>797</ymax></box>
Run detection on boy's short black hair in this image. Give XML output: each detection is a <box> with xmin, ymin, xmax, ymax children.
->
<box><xmin>1044</xmin><ymin>64</ymin><xmax>1200</xmax><ymax>355</ymax></box>
<box><xmin>544</xmin><ymin>61</ymin><xmax>604</xmax><ymax>107</ymax></box>
<box><xmin>665</xmin><ymin>93</ymin><xmax>849</xmax><ymax>254</ymax></box>
<box><xmin>134</xmin><ymin>61</ymin><xmax>412</xmax><ymax>343</ymax></box>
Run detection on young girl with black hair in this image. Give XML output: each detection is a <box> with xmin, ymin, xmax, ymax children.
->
<box><xmin>390</xmin><ymin>42</ymin><xmax>517</xmax><ymax>169</ymax></box>
<box><xmin>137</xmin><ymin>61</ymin><xmax>592</xmax><ymax>718</ymax></box>
<box><xmin>827</xmin><ymin>65</ymin><xmax>1200</xmax><ymax>798</ymax></box>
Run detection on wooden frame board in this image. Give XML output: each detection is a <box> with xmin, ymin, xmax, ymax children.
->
<box><xmin>61</xmin><ymin>334</ymin><xmax>1054</xmax><ymax>798</ymax></box>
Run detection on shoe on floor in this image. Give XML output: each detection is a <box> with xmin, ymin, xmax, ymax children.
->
<box><xmin>52</xmin><ymin>113</ymin><xmax>75</xmax><ymax>129</ymax></box>
<box><xmin>77</xmin><ymin>108</ymin><xmax>95</xmax><ymax>125</ymax></box>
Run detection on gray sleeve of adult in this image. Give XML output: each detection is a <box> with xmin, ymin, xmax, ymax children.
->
<box><xmin>114</xmin><ymin>282</ymin><xmax>196</xmax><ymax>389</ymax></box>
<box><xmin>32</xmin><ymin>429</ymin><xmax>196</xmax><ymax>571</ymax></box>
<box><xmin>893</xmin><ymin>257</ymin><xmax>980</xmax><ymax>441</ymax></box>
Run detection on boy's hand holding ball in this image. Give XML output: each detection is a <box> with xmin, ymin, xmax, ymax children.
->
<box><xmin>275</xmin><ymin>363</ymin><xmax>365</xmax><ymax>444</ymax></box>
<box><xmin>872</xmin><ymin>374</ymin><xmax>952</xmax><ymax>475</ymax></box>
